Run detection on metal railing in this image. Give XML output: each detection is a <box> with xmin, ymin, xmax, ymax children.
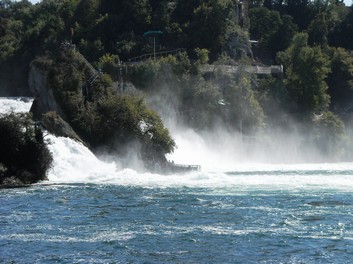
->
<box><xmin>170</xmin><ymin>163</ymin><xmax>201</xmax><ymax>171</ymax></box>
<box><xmin>200</xmin><ymin>64</ymin><xmax>283</xmax><ymax>75</ymax></box>
<box><xmin>128</xmin><ymin>48</ymin><xmax>185</xmax><ymax>63</ymax></box>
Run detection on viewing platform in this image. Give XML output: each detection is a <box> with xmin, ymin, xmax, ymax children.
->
<box><xmin>168</xmin><ymin>163</ymin><xmax>201</xmax><ymax>173</ymax></box>
<box><xmin>149</xmin><ymin>161</ymin><xmax>201</xmax><ymax>174</ymax></box>
<box><xmin>200</xmin><ymin>64</ymin><xmax>283</xmax><ymax>76</ymax></box>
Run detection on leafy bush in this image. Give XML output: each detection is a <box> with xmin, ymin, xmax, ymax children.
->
<box><xmin>73</xmin><ymin>93</ymin><xmax>175</xmax><ymax>161</ymax></box>
<box><xmin>97</xmin><ymin>53</ymin><xmax>120</xmax><ymax>73</ymax></box>
<box><xmin>0</xmin><ymin>113</ymin><xmax>53</xmax><ymax>184</ymax></box>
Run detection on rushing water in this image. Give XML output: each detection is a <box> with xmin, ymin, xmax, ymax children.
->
<box><xmin>1</xmin><ymin>98</ymin><xmax>353</xmax><ymax>263</ymax></box>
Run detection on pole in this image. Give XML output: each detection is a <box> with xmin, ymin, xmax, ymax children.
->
<box><xmin>153</xmin><ymin>37</ymin><xmax>156</xmax><ymax>60</ymax></box>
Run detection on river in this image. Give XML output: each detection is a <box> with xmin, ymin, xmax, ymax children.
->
<box><xmin>1</xmin><ymin>97</ymin><xmax>353</xmax><ymax>263</ymax></box>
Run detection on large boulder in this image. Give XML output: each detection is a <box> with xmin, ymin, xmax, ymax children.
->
<box><xmin>41</xmin><ymin>111</ymin><xmax>84</xmax><ymax>144</ymax></box>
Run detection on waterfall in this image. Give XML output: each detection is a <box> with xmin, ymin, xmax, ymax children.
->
<box><xmin>2</xmin><ymin>97</ymin><xmax>353</xmax><ymax>190</ymax></box>
<box><xmin>0</xmin><ymin>97</ymin><xmax>34</xmax><ymax>114</ymax></box>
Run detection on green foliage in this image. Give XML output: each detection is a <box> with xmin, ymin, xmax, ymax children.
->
<box><xmin>1</xmin><ymin>0</ymin><xmax>351</xmax><ymax>73</ymax></box>
<box><xmin>38</xmin><ymin>49</ymin><xmax>175</xmax><ymax>163</ymax></box>
<box><xmin>0</xmin><ymin>18</ymin><xmax>23</xmax><ymax>62</ymax></box>
<box><xmin>0</xmin><ymin>112</ymin><xmax>53</xmax><ymax>184</ymax></box>
<box><xmin>72</xmin><ymin>94</ymin><xmax>176</xmax><ymax>160</ymax></box>
<box><xmin>194</xmin><ymin>48</ymin><xmax>209</xmax><ymax>65</ymax></box>
<box><xmin>78</xmin><ymin>38</ymin><xmax>105</xmax><ymax>62</ymax></box>
<box><xmin>23</xmin><ymin>0</ymin><xmax>72</xmax><ymax>55</ymax></box>
<box><xmin>73</xmin><ymin>0</ymin><xmax>99</xmax><ymax>28</ymax></box>
<box><xmin>127</xmin><ymin>51</ymin><xmax>192</xmax><ymax>88</ymax></box>
<box><xmin>249</xmin><ymin>7</ymin><xmax>298</xmax><ymax>61</ymax></box>
<box><xmin>327</xmin><ymin>48</ymin><xmax>353</xmax><ymax>112</ymax></box>
<box><xmin>0</xmin><ymin>0</ymin><xmax>79</xmax><ymax>95</ymax></box>
<box><xmin>330</xmin><ymin>6</ymin><xmax>353</xmax><ymax>51</ymax></box>
<box><xmin>187</xmin><ymin>0</ymin><xmax>236</xmax><ymax>59</ymax></box>
<box><xmin>97</xmin><ymin>53</ymin><xmax>120</xmax><ymax>73</ymax></box>
<box><xmin>2</xmin><ymin>0</ymin><xmax>353</xmax><ymax>163</ymax></box>
<box><xmin>249</xmin><ymin>7</ymin><xmax>282</xmax><ymax>45</ymax></box>
<box><xmin>269</xmin><ymin>14</ymin><xmax>298</xmax><ymax>56</ymax></box>
<box><xmin>308</xmin><ymin>12</ymin><xmax>328</xmax><ymax>46</ymax></box>
<box><xmin>98</xmin><ymin>0</ymin><xmax>152</xmax><ymax>35</ymax></box>
<box><xmin>277</xmin><ymin>32</ymin><xmax>331</xmax><ymax>115</ymax></box>
<box><xmin>127</xmin><ymin>59</ymin><xmax>161</xmax><ymax>89</ymax></box>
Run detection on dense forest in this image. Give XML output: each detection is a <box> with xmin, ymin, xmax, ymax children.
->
<box><xmin>1</xmin><ymin>0</ymin><xmax>353</xmax><ymax>163</ymax></box>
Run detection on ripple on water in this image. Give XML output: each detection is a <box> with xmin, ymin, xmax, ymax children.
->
<box><xmin>2</xmin><ymin>181</ymin><xmax>353</xmax><ymax>263</ymax></box>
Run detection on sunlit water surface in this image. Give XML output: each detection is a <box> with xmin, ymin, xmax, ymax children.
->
<box><xmin>2</xmin><ymin>167</ymin><xmax>353</xmax><ymax>264</ymax></box>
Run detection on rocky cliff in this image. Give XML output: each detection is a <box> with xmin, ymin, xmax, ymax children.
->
<box><xmin>28</xmin><ymin>60</ymin><xmax>83</xmax><ymax>143</ymax></box>
<box><xmin>29</xmin><ymin>63</ymin><xmax>66</xmax><ymax>120</ymax></box>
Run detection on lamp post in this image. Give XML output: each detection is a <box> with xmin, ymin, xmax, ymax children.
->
<box><xmin>153</xmin><ymin>36</ymin><xmax>156</xmax><ymax>60</ymax></box>
<box><xmin>143</xmin><ymin>31</ymin><xmax>163</xmax><ymax>60</ymax></box>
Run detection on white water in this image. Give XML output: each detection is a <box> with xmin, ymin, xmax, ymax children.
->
<box><xmin>2</xmin><ymin>97</ymin><xmax>353</xmax><ymax>191</ymax></box>
<box><xmin>0</xmin><ymin>97</ymin><xmax>34</xmax><ymax>114</ymax></box>
<box><xmin>45</xmin><ymin>133</ymin><xmax>353</xmax><ymax>190</ymax></box>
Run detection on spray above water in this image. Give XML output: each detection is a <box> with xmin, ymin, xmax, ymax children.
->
<box><xmin>2</xmin><ymin>97</ymin><xmax>353</xmax><ymax>191</ymax></box>
<box><xmin>146</xmin><ymin>75</ymin><xmax>339</xmax><ymax>170</ymax></box>
<box><xmin>45</xmin><ymin>133</ymin><xmax>353</xmax><ymax>191</ymax></box>
<box><xmin>167</xmin><ymin>124</ymin><xmax>333</xmax><ymax>170</ymax></box>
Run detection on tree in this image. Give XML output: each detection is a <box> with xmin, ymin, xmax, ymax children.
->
<box><xmin>250</xmin><ymin>7</ymin><xmax>297</xmax><ymax>61</ymax></box>
<box><xmin>73</xmin><ymin>0</ymin><xmax>99</xmax><ymax>28</ymax></box>
<box><xmin>269</xmin><ymin>14</ymin><xmax>298</xmax><ymax>56</ymax></box>
<box><xmin>249</xmin><ymin>7</ymin><xmax>282</xmax><ymax>43</ymax></box>
<box><xmin>149</xmin><ymin>0</ymin><xmax>173</xmax><ymax>30</ymax></box>
<box><xmin>327</xmin><ymin>48</ymin><xmax>353</xmax><ymax>113</ymax></box>
<box><xmin>308</xmin><ymin>12</ymin><xmax>328</xmax><ymax>46</ymax></box>
<box><xmin>277</xmin><ymin>32</ymin><xmax>330</xmax><ymax>115</ymax></box>
<box><xmin>99</xmin><ymin>0</ymin><xmax>151</xmax><ymax>34</ymax></box>
<box><xmin>249</xmin><ymin>6</ymin><xmax>280</xmax><ymax>60</ymax></box>
<box><xmin>187</xmin><ymin>0</ymin><xmax>236</xmax><ymax>59</ymax></box>
<box><xmin>0</xmin><ymin>17</ymin><xmax>23</xmax><ymax>62</ymax></box>
<box><xmin>283</xmin><ymin>0</ymin><xmax>316</xmax><ymax>30</ymax></box>
<box><xmin>96</xmin><ymin>53</ymin><xmax>120</xmax><ymax>77</ymax></box>
<box><xmin>0</xmin><ymin>113</ymin><xmax>53</xmax><ymax>184</ymax></box>
<box><xmin>334</xmin><ymin>7</ymin><xmax>353</xmax><ymax>50</ymax></box>
<box><xmin>194</xmin><ymin>48</ymin><xmax>209</xmax><ymax>65</ymax></box>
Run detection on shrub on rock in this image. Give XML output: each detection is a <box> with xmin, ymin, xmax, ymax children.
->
<box><xmin>0</xmin><ymin>112</ymin><xmax>53</xmax><ymax>185</ymax></box>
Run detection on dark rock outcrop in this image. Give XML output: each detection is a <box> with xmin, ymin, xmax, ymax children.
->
<box><xmin>28</xmin><ymin>62</ymin><xmax>82</xmax><ymax>143</ymax></box>
<box><xmin>29</xmin><ymin>63</ymin><xmax>66</xmax><ymax>120</ymax></box>
<box><xmin>41</xmin><ymin>111</ymin><xmax>84</xmax><ymax>144</ymax></box>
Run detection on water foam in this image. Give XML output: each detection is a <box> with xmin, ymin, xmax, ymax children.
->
<box><xmin>2</xmin><ymin>97</ymin><xmax>353</xmax><ymax>191</ymax></box>
<box><xmin>46</xmin><ymin>134</ymin><xmax>117</xmax><ymax>183</ymax></box>
<box><xmin>44</xmin><ymin>133</ymin><xmax>353</xmax><ymax>190</ymax></box>
<box><xmin>0</xmin><ymin>97</ymin><xmax>34</xmax><ymax>114</ymax></box>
